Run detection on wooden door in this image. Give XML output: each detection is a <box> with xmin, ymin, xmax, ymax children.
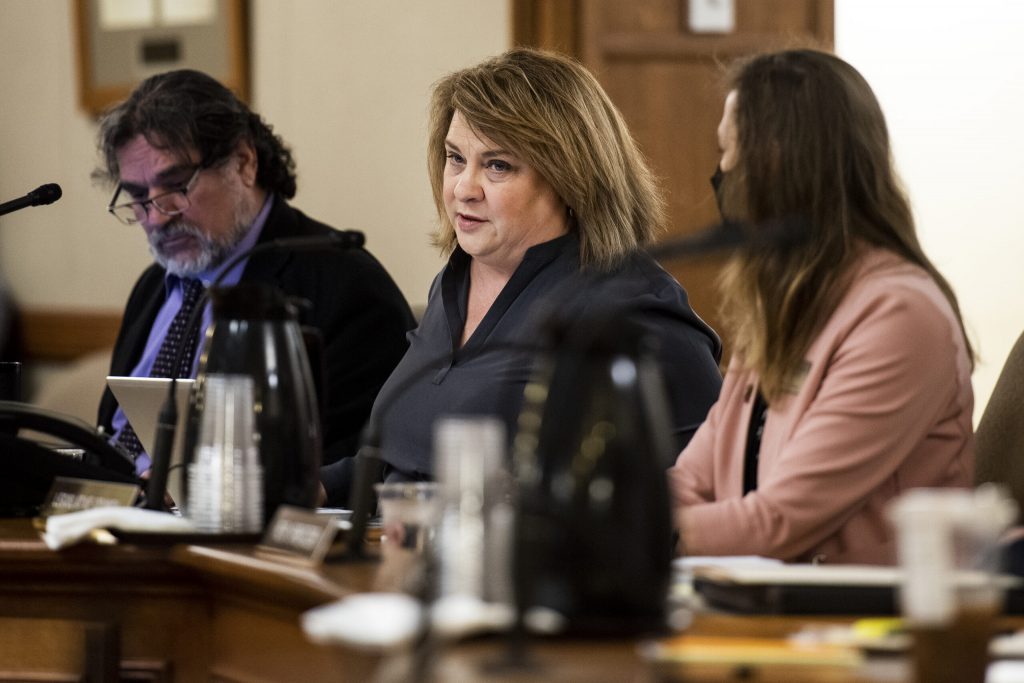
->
<box><xmin>514</xmin><ymin>0</ymin><xmax>834</xmax><ymax>359</ymax></box>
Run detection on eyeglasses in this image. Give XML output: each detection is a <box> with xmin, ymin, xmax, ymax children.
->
<box><xmin>107</xmin><ymin>166</ymin><xmax>204</xmax><ymax>225</ymax></box>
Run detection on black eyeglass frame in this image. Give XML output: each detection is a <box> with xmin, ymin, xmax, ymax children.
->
<box><xmin>106</xmin><ymin>165</ymin><xmax>205</xmax><ymax>225</ymax></box>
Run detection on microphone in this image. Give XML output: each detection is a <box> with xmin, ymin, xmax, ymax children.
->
<box><xmin>0</xmin><ymin>183</ymin><xmax>63</xmax><ymax>217</ymax></box>
<box><xmin>143</xmin><ymin>229</ymin><xmax>366</xmax><ymax>511</ymax></box>
<box><xmin>264</xmin><ymin>230</ymin><xmax>365</xmax><ymax>251</ymax></box>
<box><xmin>647</xmin><ymin>216</ymin><xmax>808</xmax><ymax>260</ymax></box>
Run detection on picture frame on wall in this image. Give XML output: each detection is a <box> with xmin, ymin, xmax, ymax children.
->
<box><xmin>74</xmin><ymin>0</ymin><xmax>249</xmax><ymax>116</ymax></box>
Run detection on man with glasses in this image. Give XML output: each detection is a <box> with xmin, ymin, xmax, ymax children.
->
<box><xmin>95</xmin><ymin>70</ymin><xmax>415</xmax><ymax>498</ymax></box>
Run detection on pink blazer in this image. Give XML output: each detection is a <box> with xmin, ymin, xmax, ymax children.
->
<box><xmin>669</xmin><ymin>249</ymin><xmax>974</xmax><ymax>564</ymax></box>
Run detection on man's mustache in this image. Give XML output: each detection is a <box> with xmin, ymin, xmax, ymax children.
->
<box><xmin>151</xmin><ymin>221</ymin><xmax>205</xmax><ymax>249</ymax></box>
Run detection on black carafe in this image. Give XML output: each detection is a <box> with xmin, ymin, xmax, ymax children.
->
<box><xmin>512</xmin><ymin>315</ymin><xmax>675</xmax><ymax>635</ymax></box>
<box><xmin>183</xmin><ymin>283</ymin><xmax>321</xmax><ymax>526</ymax></box>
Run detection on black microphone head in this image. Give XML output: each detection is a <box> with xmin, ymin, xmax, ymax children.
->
<box><xmin>648</xmin><ymin>216</ymin><xmax>810</xmax><ymax>261</ymax></box>
<box><xmin>28</xmin><ymin>183</ymin><xmax>62</xmax><ymax>207</ymax></box>
<box><xmin>646</xmin><ymin>220</ymin><xmax>749</xmax><ymax>260</ymax></box>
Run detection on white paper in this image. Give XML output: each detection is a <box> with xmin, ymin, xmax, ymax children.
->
<box><xmin>43</xmin><ymin>506</ymin><xmax>195</xmax><ymax>549</ymax></box>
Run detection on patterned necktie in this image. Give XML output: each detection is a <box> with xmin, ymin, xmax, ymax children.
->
<box><xmin>116</xmin><ymin>278</ymin><xmax>206</xmax><ymax>462</ymax></box>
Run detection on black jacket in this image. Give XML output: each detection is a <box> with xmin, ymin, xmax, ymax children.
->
<box><xmin>97</xmin><ymin>198</ymin><xmax>416</xmax><ymax>471</ymax></box>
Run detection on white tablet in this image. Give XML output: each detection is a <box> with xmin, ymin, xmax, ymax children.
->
<box><xmin>106</xmin><ymin>376</ymin><xmax>195</xmax><ymax>503</ymax></box>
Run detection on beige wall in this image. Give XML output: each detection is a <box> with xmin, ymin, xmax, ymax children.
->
<box><xmin>250</xmin><ymin>0</ymin><xmax>510</xmax><ymax>304</ymax></box>
<box><xmin>835</xmin><ymin>0</ymin><xmax>1024</xmax><ymax>423</ymax></box>
<box><xmin>1</xmin><ymin>1</ymin><xmax>1021</xmax><ymax>422</ymax></box>
<box><xmin>0</xmin><ymin>0</ymin><xmax>510</xmax><ymax>311</ymax></box>
<box><xmin>0</xmin><ymin>1</ymin><xmax>139</xmax><ymax>309</ymax></box>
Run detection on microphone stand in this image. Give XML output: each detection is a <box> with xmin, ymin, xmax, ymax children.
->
<box><xmin>143</xmin><ymin>230</ymin><xmax>366</xmax><ymax>510</ymax></box>
<box><xmin>646</xmin><ymin>216</ymin><xmax>808</xmax><ymax>261</ymax></box>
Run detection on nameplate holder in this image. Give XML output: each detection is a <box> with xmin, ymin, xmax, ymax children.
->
<box><xmin>257</xmin><ymin>505</ymin><xmax>338</xmax><ymax>566</ymax></box>
<box><xmin>41</xmin><ymin>476</ymin><xmax>140</xmax><ymax>516</ymax></box>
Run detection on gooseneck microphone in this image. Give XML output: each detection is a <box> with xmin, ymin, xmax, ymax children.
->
<box><xmin>143</xmin><ymin>229</ymin><xmax>366</xmax><ymax>510</ymax></box>
<box><xmin>647</xmin><ymin>216</ymin><xmax>808</xmax><ymax>260</ymax></box>
<box><xmin>0</xmin><ymin>183</ymin><xmax>63</xmax><ymax>217</ymax></box>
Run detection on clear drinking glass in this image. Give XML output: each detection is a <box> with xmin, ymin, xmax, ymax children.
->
<box><xmin>373</xmin><ymin>481</ymin><xmax>441</xmax><ymax>593</ymax></box>
<box><xmin>433</xmin><ymin>416</ymin><xmax>512</xmax><ymax>605</ymax></box>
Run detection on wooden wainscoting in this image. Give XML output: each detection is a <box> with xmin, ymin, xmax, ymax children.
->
<box><xmin>16</xmin><ymin>308</ymin><xmax>122</xmax><ymax>362</ymax></box>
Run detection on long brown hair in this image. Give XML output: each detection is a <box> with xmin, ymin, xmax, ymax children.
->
<box><xmin>717</xmin><ymin>49</ymin><xmax>972</xmax><ymax>401</ymax></box>
<box><xmin>426</xmin><ymin>48</ymin><xmax>665</xmax><ymax>268</ymax></box>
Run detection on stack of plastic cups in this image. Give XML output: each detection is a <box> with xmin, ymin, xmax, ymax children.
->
<box><xmin>187</xmin><ymin>374</ymin><xmax>262</xmax><ymax>533</ymax></box>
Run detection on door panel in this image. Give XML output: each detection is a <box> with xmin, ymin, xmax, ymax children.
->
<box><xmin>515</xmin><ymin>0</ymin><xmax>834</xmax><ymax>357</ymax></box>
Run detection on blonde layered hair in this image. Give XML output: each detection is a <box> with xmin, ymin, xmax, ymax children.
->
<box><xmin>427</xmin><ymin>48</ymin><xmax>665</xmax><ymax>268</ymax></box>
<box><xmin>717</xmin><ymin>49</ymin><xmax>973</xmax><ymax>402</ymax></box>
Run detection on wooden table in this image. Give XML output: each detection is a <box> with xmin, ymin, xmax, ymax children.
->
<box><xmin>0</xmin><ymin>519</ymin><xmax>379</xmax><ymax>681</ymax></box>
<box><xmin>0</xmin><ymin>518</ymin><xmax>963</xmax><ymax>682</ymax></box>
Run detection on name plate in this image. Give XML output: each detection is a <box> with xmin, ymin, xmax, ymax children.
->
<box><xmin>42</xmin><ymin>476</ymin><xmax>140</xmax><ymax>516</ymax></box>
<box><xmin>258</xmin><ymin>505</ymin><xmax>339</xmax><ymax>565</ymax></box>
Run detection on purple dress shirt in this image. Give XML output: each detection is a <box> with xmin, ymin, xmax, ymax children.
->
<box><xmin>111</xmin><ymin>195</ymin><xmax>274</xmax><ymax>475</ymax></box>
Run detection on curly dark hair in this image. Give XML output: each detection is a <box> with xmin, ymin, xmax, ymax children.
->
<box><xmin>96</xmin><ymin>69</ymin><xmax>297</xmax><ymax>198</ymax></box>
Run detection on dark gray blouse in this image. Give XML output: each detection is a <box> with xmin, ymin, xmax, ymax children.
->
<box><xmin>322</xmin><ymin>233</ymin><xmax>722</xmax><ymax>503</ymax></box>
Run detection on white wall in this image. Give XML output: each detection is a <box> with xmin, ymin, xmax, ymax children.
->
<box><xmin>836</xmin><ymin>0</ymin><xmax>1024</xmax><ymax>422</ymax></box>
<box><xmin>0</xmin><ymin>0</ymin><xmax>510</xmax><ymax>311</ymax></box>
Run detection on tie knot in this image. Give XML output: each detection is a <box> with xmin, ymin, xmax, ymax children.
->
<box><xmin>181</xmin><ymin>278</ymin><xmax>205</xmax><ymax>306</ymax></box>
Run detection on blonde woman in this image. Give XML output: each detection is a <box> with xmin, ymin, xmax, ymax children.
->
<box><xmin>321</xmin><ymin>48</ymin><xmax>722</xmax><ymax>503</ymax></box>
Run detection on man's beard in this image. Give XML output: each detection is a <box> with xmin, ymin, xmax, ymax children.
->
<box><xmin>149</xmin><ymin>214</ymin><xmax>251</xmax><ymax>277</ymax></box>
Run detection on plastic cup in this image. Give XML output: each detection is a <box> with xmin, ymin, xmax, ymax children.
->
<box><xmin>891</xmin><ymin>485</ymin><xmax>1017</xmax><ymax>683</ymax></box>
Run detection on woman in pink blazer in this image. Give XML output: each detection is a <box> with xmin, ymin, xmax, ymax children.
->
<box><xmin>668</xmin><ymin>50</ymin><xmax>975</xmax><ymax>565</ymax></box>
